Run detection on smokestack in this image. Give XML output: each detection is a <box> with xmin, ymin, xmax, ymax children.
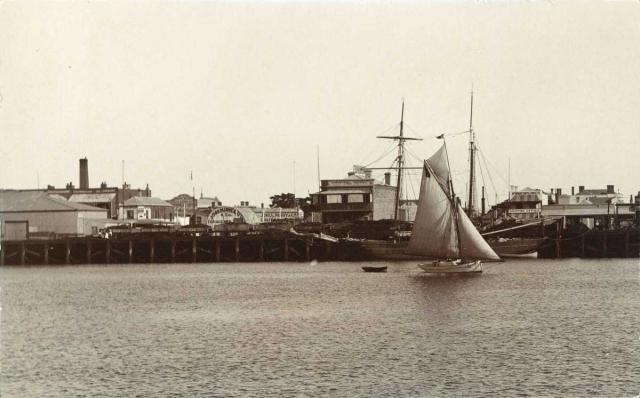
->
<box><xmin>555</xmin><ymin>188</ymin><xmax>562</xmax><ymax>204</ymax></box>
<box><xmin>384</xmin><ymin>172</ymin><xmax>391</xmax><ymax>185</ymax></box>
<box><xmin>607</xmin><ymin>185</ymin><xmax>614</xmax><ymax>194</ymax></box>
<box><xmin>579</xmin><ymin>185</ymin><xmax>585</xmax><ymax>193</ymax></box>
<box><xmin>79</xmin><ymin>158</ymin><xmax>89</xmax><ymax>189</ymax></box>
<box><xmin>571</xmin><ymin>186</ymin><xmax>575</xmax><ymax>196</ymax></box>
<box><xmin>481</xmin><ymin>186</ymin><xmax>486</xmax><ymax>215</ymax></box>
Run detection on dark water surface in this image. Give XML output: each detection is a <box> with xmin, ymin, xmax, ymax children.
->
<box><xmin>1</xmin><ymin>259</ymin><xmax>638</xmax><ymax>397</ymax></box>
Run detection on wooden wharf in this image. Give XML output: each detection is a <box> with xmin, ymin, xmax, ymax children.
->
<box><xmin>538</xmin><ymin>227</ymin><xmax>639</xmax><ymax>259</ymax></box>
<box><xmin>0</xmin><ymin>233</ymin><xmax>337</xmax><ymax>266</ymax></box>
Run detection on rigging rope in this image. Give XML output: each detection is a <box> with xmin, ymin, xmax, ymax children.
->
<box><xmin>476</xmin><ymin>144</ymin><xmax>502</xmax><ymax>202</ymax></box>
<box><xmin>361</xmin><ymin>141</ymin><xmax>399</xmax><ymax>169</ymax></box>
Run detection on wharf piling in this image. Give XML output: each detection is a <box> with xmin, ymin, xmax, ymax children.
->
<box><xmin>0</xmin><ymin>233</ymin><xmax>337</xmax><ymax>266</ymax></box>
<box><xmin>538</xmin><ymin>228</ymin><xmax>639</xmax><ymax>259</ymax></box>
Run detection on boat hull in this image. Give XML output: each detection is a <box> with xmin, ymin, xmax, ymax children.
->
<box><xmin>361</xmin><ymin>266</ymin><xmax>387</xmax><ymax>273</ymax></box>
<box><xmin>418</xmin><ymin>260</ymin><xmax>482</xmax><ymax>274</ymax></box>
<box><xmin>336</xmin><ymin>238</ymin><xmax>546</xmax><ymax>261</ymax></box>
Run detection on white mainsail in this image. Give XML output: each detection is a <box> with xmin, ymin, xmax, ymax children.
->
<box><xmin>406</xmin><ymin>160</ymin><xmax>458</xmax><ymax>258</ymax></box>
<box><xmin>425</xmin><ymin>144</ymin><xmax>451</xmax><ymax>194</ymax></box>
<box><xmin>406</xmin><ymin>143</ymin><xmax>500</xmax><ymax>262</ymax></box>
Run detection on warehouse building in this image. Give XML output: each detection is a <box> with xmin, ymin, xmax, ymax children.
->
<box><xmin>0</xmin><ymin>190</ymin><xmax>109</xmax><ymax>240</ymax></box>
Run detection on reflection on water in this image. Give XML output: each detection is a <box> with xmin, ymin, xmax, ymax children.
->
<box><xmin>1</xmin><ymin>259</ymin><xmax>638</xmax><ymax>397</ymax></box>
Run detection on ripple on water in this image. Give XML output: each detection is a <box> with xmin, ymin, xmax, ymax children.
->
<box><xmin>0</xmin><ymin>259</ymin><xmax>638</xmax><ymax>397</ymax></box>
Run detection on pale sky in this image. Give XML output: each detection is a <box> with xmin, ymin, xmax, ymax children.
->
<box><xmin>1</xmin><ymin>1</ymin><xmax>639</xmax><ymax>207</ymax></box>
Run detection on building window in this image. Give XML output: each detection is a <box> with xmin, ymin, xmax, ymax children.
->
<box><xmin>126</xmin><ymin>210</ymin><xmax>134</xmax><ymax>219</ymax></box>
<box><xmin>347</xmin><ymin>194</ymin><xmax>364</xmax><ymax>203</ymax></box>
<box><xmin>326</xmin><ymin>195</ymin><xmax>342</xmax><ymax>204</ymax></box>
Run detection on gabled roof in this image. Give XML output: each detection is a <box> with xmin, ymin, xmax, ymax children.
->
<box><xmin>0</xmin><ymin>190</ymin><xmax>107</xmax><ymax>212</ymax></box>
<box><xmin>584</xmin><ymin>197</ymin><xmax>614</xmax><ymax>205</ymax></box>
<box><xmin>517</xmin><ymin>187</ymin><xmax>548</xmax><ymax>194</ymax></box>
<box><xmin>197</xmin><ymin>196</ymin><xmax>221</xmax><ymax>208</ymax></box>
<box><xmin>124</xmin><ymin>196</ymin><xmax>173</xmax><ymax>207</ymax></box>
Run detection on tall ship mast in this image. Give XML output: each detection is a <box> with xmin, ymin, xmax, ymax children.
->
<box><xmin>467</xmin><ymin>90</ymin><xmax>478</xmax><ymax>218</ymax></box>
<box><xmin>375</xmin><ymin>101</ymin><xmax>422</xmax><ymax>223</ymax></box>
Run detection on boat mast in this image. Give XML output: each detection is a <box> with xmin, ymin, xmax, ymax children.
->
<box><xmin>395</xmin><ymin>102</ymin><xmax>405</xmax><ymax>222</ymax></box>
<box><xmin>441</xmin><ymin>135</ymin><xmax>463</xmax><ymax>259</ymax></box>
<box><xmin>376</xmin><ymin>101</ymin><xmax>422</xmax><ymax>223</ymax></box>
<box><xmin>467</xmin><ymin>89</ymin><xmax>476</xmax><ymax>218</ymax></box>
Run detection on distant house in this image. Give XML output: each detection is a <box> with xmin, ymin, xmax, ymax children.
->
<box><xmin>197</xmin><ymin>195</ymin><xmax>222</xmax><ymax>209</ymax></box>
<box><xmin>557</xmin><ymin>185</ymin><xmax>624</xmax><ymax>205</ymax></box>
<box><xmin>0</xmin><ymin>190</ymin><xmax>108</xmax><ymax>239</ymax></box>
<box><xmin>121</xmin><ymin>197</ymin><xmax>174</xmax><ymax>222</ymax></box>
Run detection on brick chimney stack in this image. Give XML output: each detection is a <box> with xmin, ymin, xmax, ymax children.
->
<box><xmin>79</xmin><ymin>158</ymin><xmax>89</xmax><ymax>189</ymax></box>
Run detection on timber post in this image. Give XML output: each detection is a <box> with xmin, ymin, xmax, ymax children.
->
<box><xmin>149</xmin><ymin>239</ymin><xmax>155</xmax><ymax>263</ymax></box>
<box><xmin>192</xmin><ymin>238</ymin><xmax>197</xmax><ymax>263</ymax></box>
<box><xmin>20</xmin><ymin>242</ymin><xmax>25</xmax><ymax>265</ymax></box>
<box><xmin>234</xmin><ymin>237</ymin><xmax>240</xmax><ymax>262</ymax></box>
<box><xmin>215</xmin><ymin>239</ymin><xmax>220</xmax><ymax>262</ymax></box>
<box><xmin>602</xmin><ymin>231</ymin><xmax>608</xmax><ymax>257</ymax></box>
<box><xmin>43</xmin><ymin>242</ymin><xmax>49</xmax><ymax>265</ymax></box>
<box><xmin>170</xmin><ymin>239</ymin><xmax>176</xmax><ymax>263</ymax></box>
<box><xmin>65</xmin><ymin>241</ymin><xmax>71</xmax><ymax>264</ymax></box>
<box><xmin>555</xmin><ymin>222</ymin><xmax>561</xmax><ymax>258</ymax></box>
<box><xmin>305</xmin><ymin>239</ymin><xmax>310</xmax><ymax>262</ymax></box>
<box><xmin>581</xmin><ymin>234</ymin><xmax>585</xmax><ymax>258</ymax></box>
<box><xmin>0</xmin><ymin>245</ymin><xmax>4</xmax><ymax>266</ymax></box>
<box><xmin>86</xmin><ymin>240</ymin><xmax>92</xmax><ymax>264</ymax></box>
<box><xmin>259</xmin><ymin>238</ymin><xmax>264</xmax><ymax>262</ymax></box>
<box><xmin>105</xmin><ymin>240</ymin><xmax>111</xmax><ymax>264</ymax></box>
<box><xmin>128</xmin><ymin>239</ymin><xmax>133</xmax><ymax>264</ymax></box>
<box><xmin>624</xmin><ymin>230</ymin><xmax>630</xmax><ymax>257</ymax></box>
<box><xmin>284</xmin><ymin>238</ymin><xmax>289</xmax><ymax>261</ymax></box>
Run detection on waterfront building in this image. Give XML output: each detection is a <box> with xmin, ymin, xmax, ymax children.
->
<box><xmin>542</xmin><ymin>185</ymin><xmax>636</xmax><ymax>230</ymax></box>
<box><xmin>206</xmin><ymin>206</ymin><xmax>260</xmax><ymax>226</ymax></box>
<box><xmin>253</xmin><ymin>207</ymin><xmax>303</xmax><ymax>223</ymax></box>
<box><xmin>507</xmin><ymin>187</ymin><xmax>551</xmax><ymax>221</ymax></box>
<box><xmin>309</xmin><ymin>168</ymin><xmax>397</xmax><ymax>223</ymax></box>
<box><xmin>557</xmin><ymin>185</ymin><xmax>624</xmax><ymax>205</ymax></box>
<box><xmin>197</xmin><ymin>195</ymin><xmax>222</xmax><ymax>209</ymax></box>
<box><xmin>0</xmin><ymin>190</ymin><xmax>109</xmax><ymax>239</ymax></box>
<box><xmin>120</xmin><ymin>197</ymin><xmax>174</xmax><ymax>222</ymax></box>
<box><xmin>542</xmin><ymin>202</ymin><xmax>636</xmax><ymax>230</ymax></box>
<box><xmin>167</xmin><ymin>193</ymin><xmax>223</xmax><ymax>225</ymax></box>
<box><xmin>30</xmin><ymin>158</ymin><xmax>151</xmax><ymax>219</ymax></box>
<box><xmin>168</xmin><ymin>194</ymin><xmax>197</xmax><ymax>218</ymax></box>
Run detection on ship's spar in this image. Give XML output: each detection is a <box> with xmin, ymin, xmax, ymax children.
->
<box><xmin>365</xmin><ymin>93</ymin><xmax>480</xmax><ymax>224</ymax></box>
<box><xmin>365</xmin><ymin>101</ymin><xmax>422</xmax><ymax>223</ymax></box>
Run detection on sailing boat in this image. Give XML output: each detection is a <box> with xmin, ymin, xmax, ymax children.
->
<box><xmin>406</xmin><ymin>136</ymin><xmax>501</xmax><ymax>273</ymax></box>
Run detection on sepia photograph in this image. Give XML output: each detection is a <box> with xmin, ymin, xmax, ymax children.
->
<box><xmin>0</xmin><ymin>1</ymin><xmax>638</xmax><ymax>396</ymax></box>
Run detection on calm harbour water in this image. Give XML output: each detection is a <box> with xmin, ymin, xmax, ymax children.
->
<box><xmin>1</xmin><ymin>259</ymin><xmax>638</xmax><ymax>397</ymax></box>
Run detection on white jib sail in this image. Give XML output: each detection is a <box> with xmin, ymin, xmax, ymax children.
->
<box><xmin>456</xmin><ymin>203</ymin><xmax>501</xmax><ymax>261</ymax></box>
<box><xmin>406</xmin><ymin>162</ymin><xmax>459</xmax><ymax>258</ymax></box>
